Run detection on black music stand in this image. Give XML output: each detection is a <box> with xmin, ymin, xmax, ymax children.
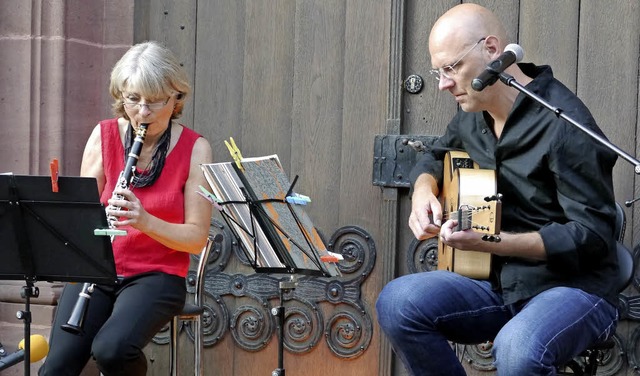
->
<box><xmin>222</xmin><ymin>184</ymin><xmax>332</xmax><ymax>376</ymax></box>
<box><xmin>0</xmin><ymin>174</ymin><xmax>117</xmax><ymax>376</ymax></box>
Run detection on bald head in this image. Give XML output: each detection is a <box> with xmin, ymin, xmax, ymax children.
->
<box><xmin>429</xmin><ymin>3</ymin><xmax>508</xmax><ymax>56</ymax></box>
<box><xmin>426</xmin><ymin>3</ymin><xmax>529</xmax><ymax>116</ymax></box>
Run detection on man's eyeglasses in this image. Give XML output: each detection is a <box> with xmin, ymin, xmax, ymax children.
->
<box><xmin>122</xmin><ymin>96</ymin><xmax>171</xmax><ymax>111</ymax></box>
<box><xmin>429</xmin><ymin>37</ymin><xmax>486</xmax><ymax>81</ymax></box>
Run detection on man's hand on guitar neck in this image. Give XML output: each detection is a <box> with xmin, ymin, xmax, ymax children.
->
<box><xmin>409</xmin><ymin>174</ymin><xmax>442</xmax><ymax>240</ymax></box>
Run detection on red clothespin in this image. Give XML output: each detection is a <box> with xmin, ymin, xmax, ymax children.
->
<box><xmin>320</xmin><ymin>251</ymin><xmax>344</xmax><ymax>263</ymax></box>
<box><xmin>50</xmin><ymin>158</ymin><xmax>59</xmax><ymax>192</ymax></box>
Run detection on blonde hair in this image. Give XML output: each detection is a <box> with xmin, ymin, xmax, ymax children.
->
<box><xmin>109</xmin><ymin>41</ymin><xmax>190</xmax><ymax>119</ymax></box>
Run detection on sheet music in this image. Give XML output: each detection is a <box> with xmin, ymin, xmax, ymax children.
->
<box><xmin>239</xmin><ymin>155</ymin><xmax>340</xmax><ymax>277</ymax></box>
<box><xmin>201</xmin><ymin>155</ymin><xmax>340</xmax><ymax>277</ymax></box>
<box><xmin>201</xmin><ymin>162</ymin><xmax>285</xmax><ymax>269</ymax></box>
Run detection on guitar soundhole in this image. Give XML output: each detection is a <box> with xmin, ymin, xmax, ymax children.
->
<box><xmin>453</xmin><ymin>157</ymin><xmax>474</xmax><ymax>169</ymax></box>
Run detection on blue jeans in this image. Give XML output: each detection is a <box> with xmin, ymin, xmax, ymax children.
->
<box><xmin>376</xmin><ymin>271</ymin><xmax>618</xmax><ymax>376</ymax></box>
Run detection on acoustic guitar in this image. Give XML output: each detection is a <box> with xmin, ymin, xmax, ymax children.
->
<box><xmin>438</xmin><ymin>151</ymin><xmax>502</xmax><ymax>279</ymax></box>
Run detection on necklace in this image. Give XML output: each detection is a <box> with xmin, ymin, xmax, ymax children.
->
<box><xmin>124</xmin><ymin>121</ymin><xmax>171</xmax><ymax>188</ymax></box>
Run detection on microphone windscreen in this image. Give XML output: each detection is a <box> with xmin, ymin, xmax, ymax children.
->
<box><xmin>505</xmin><ymin>44</ymin><xmax>524</xmax><ymax>63</ymax></box>
<box><xmin>18</xmin><ymin>334</ymin><xmax>49</xmax><ymax>362</ymax></box>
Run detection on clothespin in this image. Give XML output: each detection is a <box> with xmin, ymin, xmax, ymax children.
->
<box><xmin>197</xmin><ymin>185</ymin><xmax>223</xmax><ymax>211</ymax></box>
<box><xmin>224</xmin><ymin>137</ymin><xmax>244</xmax><ymax>172</ymax></box>
<box><xmin>321</xmin><ymin>251</ymin><xmax>344</xmax><ymax>263</ymax></box>
<box><xmin>94</xmin><ymin>229</ymin><xmax>127</xmax><ymax>237</ymax></box>
<box><xmin>49</xmin><ymin>158</ymin><xmax>59</xmax><ymax>192</ymax></box>
<box><xmin>286</xmin><ymin>192</ymin><xmax>311</xmax><ymax>205</ymax></box>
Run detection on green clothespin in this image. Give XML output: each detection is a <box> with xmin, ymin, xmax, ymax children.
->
<box><xmin>197</xmin><ymin>185</ymin><xmax>223</xmax><ymax>211</ymax></box>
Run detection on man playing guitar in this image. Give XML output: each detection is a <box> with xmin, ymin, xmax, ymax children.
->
<box><xmin>376</xmin><ymin>3</ymin><xmax>619</xmax><ymax>375</ymax></box>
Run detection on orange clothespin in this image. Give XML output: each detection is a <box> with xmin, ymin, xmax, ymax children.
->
<box><xmin>320</xmin><ymin>251</ymin><xmax>344</xmax><ymax>263</ymax></box>
<box><xmin>50</xmin><ymin>158</ymin><xmax>59</xmax><ymax>192</ymax></box>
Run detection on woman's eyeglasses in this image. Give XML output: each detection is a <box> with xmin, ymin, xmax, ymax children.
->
<box><xmin>122</xmin><ymin>96</ymin><xmax>171</xmax><ymax>111</ymax></box>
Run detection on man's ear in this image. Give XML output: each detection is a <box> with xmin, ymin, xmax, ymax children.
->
<box><xmin>483</xmin><ymin>36</ymin><xmax>501</xmax><ymax>58</ymax></box>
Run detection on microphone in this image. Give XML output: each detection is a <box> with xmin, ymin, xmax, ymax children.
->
<box><xmin>471</xmin><ymin>43</ymin><xmax>524</xmax><ymax>91</ymax></box>
<box><xmin>0</xmin><ymin>334</ymin><xmax>49</xmax><ymax>371</ymax></box>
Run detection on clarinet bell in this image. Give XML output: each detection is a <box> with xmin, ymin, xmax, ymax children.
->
<box><xmin>61</xmin><ymin>285</ymin><xmax>92</xmax><ymax>336</ymax></box>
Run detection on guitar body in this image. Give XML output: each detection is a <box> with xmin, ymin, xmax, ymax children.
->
<box><xmin>438</xmin><ymin>151</ymin><xmax>501</xmax><ymax>279</ymax></box>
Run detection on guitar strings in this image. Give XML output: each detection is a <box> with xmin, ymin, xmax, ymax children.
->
<box><xmin>442</xmin><ymin>209</ymin><xmax>475</xmax><ymax>221</ymax></box>
<box><xmin>442</xmin><ymin>207</ymin><xmax>491</xmax><ymax>229</ymax></box>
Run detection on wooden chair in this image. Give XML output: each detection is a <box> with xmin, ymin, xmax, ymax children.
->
<box><xmin>169</xmin><ymin>236</ymin><xmax>213</xmax><ymax>376</ymax></box>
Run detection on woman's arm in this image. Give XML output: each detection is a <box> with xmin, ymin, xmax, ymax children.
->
<box><xmin>108</xmin><ymin>137</ymin><xmax>214</xmax><ymax>254</ymax></box>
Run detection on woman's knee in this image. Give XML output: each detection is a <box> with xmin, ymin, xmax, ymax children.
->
<box><xmin>92</xmin><ymin>333</ymin><xmax>145</xmax><ymax>372</ymax></box>
<box><xmin>92</xmin><ymin>335</ymin><xmax>124</xmax><ymax>368</ymax></box>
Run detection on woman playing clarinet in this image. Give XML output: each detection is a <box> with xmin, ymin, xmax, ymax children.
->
<box><xmin>39</xmin><ymin>41</ymin><xmax>213</xmax><ymax>376</ymax></box>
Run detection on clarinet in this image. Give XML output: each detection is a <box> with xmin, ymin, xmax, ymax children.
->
<box><xmin>61</xmin><ymin>123</ymin><xmax>149</xmax><ymax>335</ymax></box>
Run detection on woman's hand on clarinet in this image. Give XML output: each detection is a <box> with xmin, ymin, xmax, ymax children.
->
<box><xmin>106</xmin><ymin>187</ymin><xmax>149</xmax><ymax>229</ymax></box>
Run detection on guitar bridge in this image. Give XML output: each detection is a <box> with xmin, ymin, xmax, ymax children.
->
<box><xmin>456</xmin><ymin>204</ymin><xmax>498</xmax><ymax>234</ymax></box>
<box><xmin>456</xmin><ymin>204</ymin><xmax>474</xmax><ymax>231</ymax></box>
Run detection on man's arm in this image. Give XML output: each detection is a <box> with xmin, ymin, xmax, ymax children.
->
<box><xmin>439</xmin><ymin>221</ymin><xmax>547</xmax><ymax>260</ymax></box>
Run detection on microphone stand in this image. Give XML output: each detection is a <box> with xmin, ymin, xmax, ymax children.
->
<box><xmin>498</xmin><ymin>72</ymin><xmax>640</xmax><ymax>206</ymax></box>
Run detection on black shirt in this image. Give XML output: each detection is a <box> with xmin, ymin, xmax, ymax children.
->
<box><xmin>410</xmin><ymin>63</ymin><xmax>619</xmax><ymax>305</ymax></box>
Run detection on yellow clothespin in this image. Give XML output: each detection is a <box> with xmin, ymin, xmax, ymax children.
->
<box><xmin>224</xmin><ymin>137</ymin><xmax>244</xmax><ymax>172</ymax></box>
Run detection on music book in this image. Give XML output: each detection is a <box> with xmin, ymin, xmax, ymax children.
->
<box><xmin>201</xmin><ymin>155</ymin><xmax>340</xmax><ymax>277</ymax></box>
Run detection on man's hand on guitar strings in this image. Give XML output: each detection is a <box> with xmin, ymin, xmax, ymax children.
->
<box><xmin>409</xmin><ymin>208</ymin><xmax>442</xmax><ymax>240</ymax></box>
<box><xmin>439</xmin><ymin>219</ymin><xmax>488</xmax><ymax>251</ymax></box>
<box><xmin>409</xmin><ymin>191</ymin><xmax>443</xmax><ymax>240</ymax></box>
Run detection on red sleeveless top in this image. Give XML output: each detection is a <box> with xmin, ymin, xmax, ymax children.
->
<box><xmin>100</xmin><ymin>118</ymin><xmax>202</xmax><ymax>277</ymax></box>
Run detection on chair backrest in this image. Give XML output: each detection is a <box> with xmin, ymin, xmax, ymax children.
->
<box><xmin>614</xmin><ymin>202</ymin><xmax>634</xmax><ymax>292</ymax></box>
<box><xmin>614</xmin><ymin>202</ymin><xmax>626</xmax><ymax>242</ymax></box>
<box><xmin>194</xmin><ymin>235</ymin><xmax>214</xmax><ymax>307</ymax></box>
<box><xmin>615</xmin><ymin>242</ymin><xmax>634</xmax><ymax>293</ymax></box>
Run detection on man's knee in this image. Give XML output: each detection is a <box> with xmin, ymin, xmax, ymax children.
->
<box><xmin>376</xmin><ymin>282</ymin><xmax>398</xmax><ymax>328</ymax></box>
<box><xmin>376</xmin><ymin>275</ymin><xmax>435</xmax><ymax>336</ymax></box>
<box><xmin>492</xmin><ymin>332</ymin><xmax>554</xmax><ymax>375</ymax></box>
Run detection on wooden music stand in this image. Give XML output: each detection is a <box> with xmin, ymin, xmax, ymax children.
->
<box><xmin>202</xmin><ymin>156</ymin><xmax>341</xmax><ymax>375</ymax></box>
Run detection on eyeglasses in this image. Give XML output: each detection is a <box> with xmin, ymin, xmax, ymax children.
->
<box><xmin>429</xmin><ymin>37</ymin><xmax>486</xmax><ymax>81</ymax></box>
<box><xmin>122</xmin><ymin>96</ymin><xmax>171</xmax><ymax>111</ymax></box>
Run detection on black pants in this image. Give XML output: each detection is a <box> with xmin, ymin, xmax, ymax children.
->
<box><xmin>39</xmin><ymin>272</ymin><xmax>186</xmax><ymax>376</ymax></box>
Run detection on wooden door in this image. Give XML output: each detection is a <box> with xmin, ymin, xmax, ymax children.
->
<box><xmin>138</xmin><ymin>1</ymin><xmax>389</xmax><ymax>375</ymax></box>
